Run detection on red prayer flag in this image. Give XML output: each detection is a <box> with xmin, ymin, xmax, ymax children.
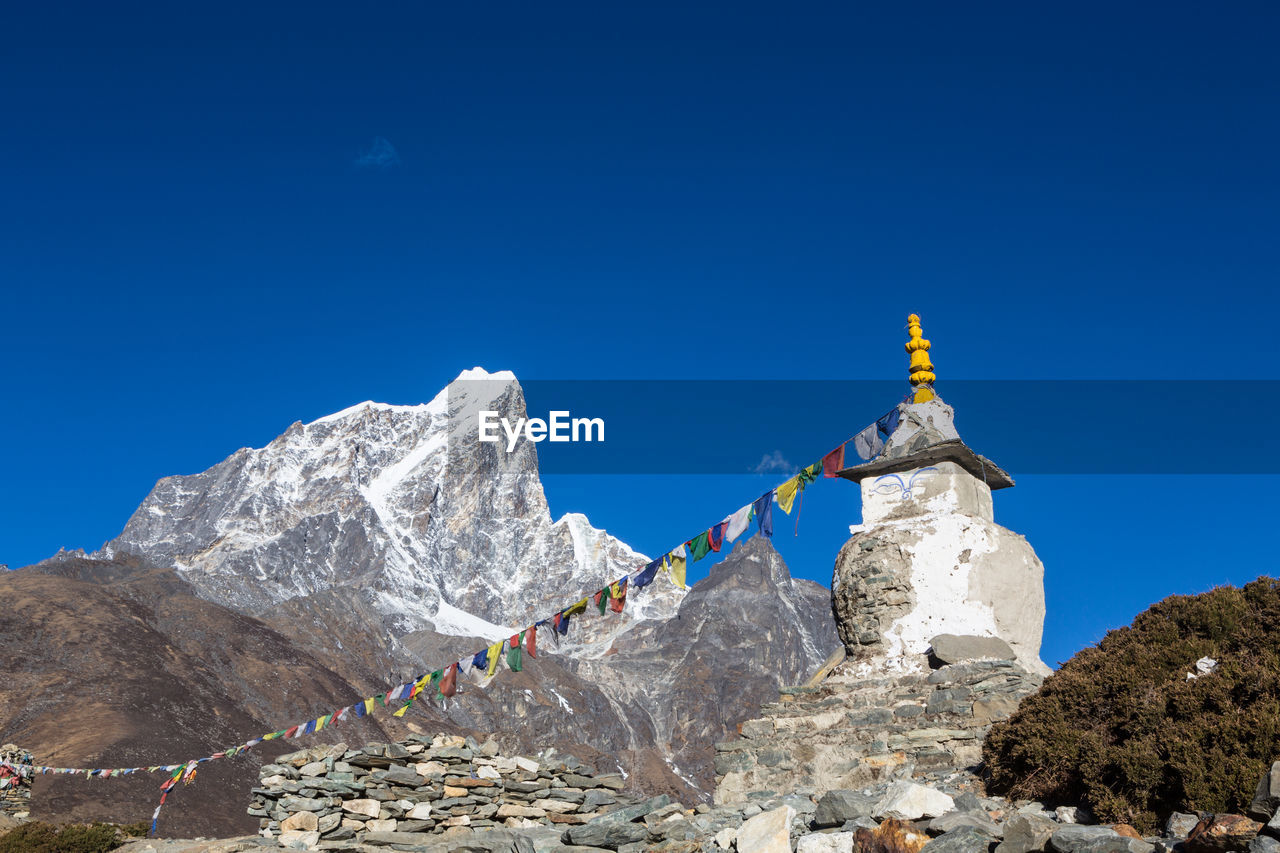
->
<box><xmin>526</xmin><ymin>625</ymin><xmax>537</xmax><ymax>658</ymax></box>
<box><xmin>440</xmin><ymin>663</ymin><xmax>457</xmax><ymax>698</ymax></box>
<box><xmin>822</xmin><ymin>443</ymin><xmax>846</xmax><ymax>478</ymax></box>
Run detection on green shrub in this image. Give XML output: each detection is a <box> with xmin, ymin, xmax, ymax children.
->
<box><xmin>983</xmin><ymin>577</ymin><xmax>1280</xmax><ymax>832</ymax></box>
<box><xmin>0</xmin><ymin>821</ymin><xmax>126</xmax><ymax>853</ymax></box>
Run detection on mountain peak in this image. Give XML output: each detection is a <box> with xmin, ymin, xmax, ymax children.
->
<box><xmin>106</xmin><ymin>368</ymin><xmax>676</xmax><ymax>639</ymax></box>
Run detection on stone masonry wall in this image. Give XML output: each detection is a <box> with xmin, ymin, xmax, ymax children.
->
<box><xmin>0</xmin><ymin>744</ymin><xmax>32</xmax><ymax>822</ymax></box>
<box><xmin>249</xmin><ymin>733</ymin><xmax>648</xmax><ymax>848</ymax></box>
<box><xmin>713</xmin><ymin>650</ymin><xmax>1043</xmax><ymax>805</ymax></box>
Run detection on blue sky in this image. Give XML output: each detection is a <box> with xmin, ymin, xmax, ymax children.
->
<box><xmin>3</xmin><ymin>2</ymin><xmax>1278</xmax><ymax>667</ymax></box>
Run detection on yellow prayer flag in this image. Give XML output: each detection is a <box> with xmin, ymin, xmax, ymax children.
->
<box><xmin>314</xmin><ymin>714</ymin><xmax>328</xmax><ymax>732</ymax></box>
<box><xmin>364</xmin><ymin>698</ymin><xmax>376</xmax><ymax>715</ymax></box>
<box><xmin>486</xmin><ymin>642</ymin><xmax>503</xmax><ymax>678</ymax></box>
<box><xmin>563</xmin><ymin>598</ymin><xmax>589</xmax><ymax>617</ymax></box>
<box><xmin>665</xmin><ymin>552</ymin><xmax>687</xmax><ymax>589</ymax></box>
<box><xmin>392</xmin><ymin>702</ymin><xmax>410</xmax><ymax>717</ymax></box>
<box><xmin>776</xmin><ymin>475</ymin><xmax>801</xmax><ymax>514</ymax></box>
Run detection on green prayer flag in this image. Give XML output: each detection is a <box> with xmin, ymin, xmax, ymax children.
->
<box><xmin>687</xmin><ymin>531</ymin><xmax>712</xmax><ymax>562</ymax></box>
<box><xmin>507</xmin><ymin>638</ymin><xmax>523</xmax><ymax>672</ymax></box>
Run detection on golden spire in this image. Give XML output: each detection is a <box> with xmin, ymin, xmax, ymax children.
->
<box><xmin>905</xmin><ymin>313</ymin><xmax>936</xmax><ymax>403</ymax></box>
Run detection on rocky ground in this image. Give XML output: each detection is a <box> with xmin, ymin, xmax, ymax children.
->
<box><xmin>94</xmin><ymin>730</ymin><xmax>1279</xmax><ymax>853</ymax></box>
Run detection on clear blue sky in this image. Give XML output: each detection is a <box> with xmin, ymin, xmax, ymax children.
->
<box><xmin>3</xmin><ymin>2</ymin><xmax>1278</xmax><ymax>667</ymax></box>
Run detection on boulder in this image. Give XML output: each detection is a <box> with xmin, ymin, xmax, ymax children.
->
<box><xmin>1048</xmin><ymin>826</ymin><xmax>1155</xmax><ymax>853</ymax></box>
<box><xmin>1167</xmin><ymin>814</ymin><xmax>1202</xmax><ymax>838</ymax></box>
<box><xmin>875</xmin><ymin>781</ymin><xmax>956</xmax><ymax>821</ymax></box>
<box><xmin>929</xmin><ymin>813</ymin><xmax>1002</xmax><ymax>838</ymax></box>
<box><xmin>923</xmin><ymin>827</ymin><xmax>999</xmax><ymax>853</ymax></box>
<box><xmin>1252</xmin><ymin>764</ymin><xmax>1280</xmax><ymax>821</ymax></box>
<box><xmin>798</xmin><ymin>832</ymin><xmax>856</xmax><ymax>853</ymax></box>
<box><xmin>737</xmin><ymin>805</ymin><xmax>796</xmax><ymax>853</ymax></box>
<box><xmin>815</xmin><ymin>791</ymin><xmax>881</xmax><ymax>828</ymax></box>
<box><xmin>560</xmin><ymin>796</ymin><xmax>671</xmax><ymax>848</ymax></box>
<box><xmin>854</xmin><ymin>817</ymin><xmax>931</xmax><ymax>853</ymax></box>
<box><xmin>561</xmin><ymin>818</ymin><xmax>649</xmax><ymax>848</ymax></box>
<box><xmin>1250</xmin><ymin>838</ymin><xmax>1280</xmax><ymax>853</ymax></box>
<box><xmin>1184</xmin><ymin>815</ymin><xmax>1263</xmax><ymax>853</ymax></box>
<box><xmin>1056</xmin><ymin>808</ymin><xmax>1094</xmax><ymax>826</ymax></box>
<box><xmin>996</xmin><ymin>813</ymin><xmax>1059</xmax><ymax>853</ymax></box>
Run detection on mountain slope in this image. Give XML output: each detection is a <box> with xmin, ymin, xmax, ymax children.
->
<box><xmin>1</xmin><ymin>555</ymin><xmax>389</xmax><ymax>836</ymax></box>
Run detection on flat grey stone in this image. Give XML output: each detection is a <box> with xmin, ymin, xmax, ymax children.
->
<box><xmin>1250</xmin><ymin>838</ymin><xmax>1280</xmax><ymax>853</ymax></box>
<box><xmin>1167</xmin><ymin>813</ymin><xmax>1201</xmax><ymax>838</ymax></box>
<box><xmin>924</xmin><ymin>827</ymin><xmax>1000</xmax><ymax>853</ymax></box>
<box><xmin>929</xmin><ymin>812</ymin><xmax>1003</xmax><ymax>838</ymax></box>
<box><xmin>995</xmin><ymin>812</ymin><xmax>1059</xmax><ymax>853</ymax></box>
<box><xmin>813</xmin><ymin>790</ymin><xmax>879</xmax><ymax>828</ymax></box>
<box><xmin>1048</xmin><ymin>826</ymin><xmax>1155</xmax><ymax>853</ymax></box>
<box><xmin>929</xmin><ymin>634</ymin><xmax>1016</xmax><ymax>666</ymax></box>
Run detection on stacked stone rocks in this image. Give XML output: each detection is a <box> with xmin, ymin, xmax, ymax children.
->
<box><xmin>249</xmin><ymin>733</ymin><xmax>653</xmax><ymax>848</ymax></box>
<box><xmin>0</xmin><ymin>744</ymin><xmax>32</xmax><ymax>822</ymax></box>
<box><xmin>714</xmin><ymin>636</ymin><xmax>1042</xmax><ymax>805</ymax></box>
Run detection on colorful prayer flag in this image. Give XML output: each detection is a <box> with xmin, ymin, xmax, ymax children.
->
<box><xmin>776</xmin><ymin>476</ymin><xmax>801</xmax><ymax>514</ymax></box>
<box><xmin>440</xmin><ymin>663</ymin><xmax>458</xmax><ymax>698</ymax></box>
<box><xmin>666</xmin><ymin>545</ymin><xmax>687</xmax><ymax>588</ymax></box>
<box><xmin>486</xmin><ymin>642</ymin><xmax>502</xmax><ymax>678</ymax></box>
<box><xmin>633</xmin><ymin>558</ymin><xmax>662</xmax><ymax>588</ymax></box>
<box><xmin>747</xmin><ymin>489</ymin><xmax>768</xmax><ymax>535</ymax></box>
<box><xmin>725</xmin><ymin>504</ymin><xmax>753</xmax><ymax>541</ymax></box>
<box><xmin>822</xmin><ymin>444</ymin><xmax>845</xmax><ymax>478</ymax></box>
<box><xmin>687</xmin><ymin>531</ymin><xmax>712</xmax><ymax>562</ymax></box>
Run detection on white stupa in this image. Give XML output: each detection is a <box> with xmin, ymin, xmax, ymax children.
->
<box><xmin>832</xmin><ymin>315</ymin><xmax>1050</xmax><ymax>676</ymax></box>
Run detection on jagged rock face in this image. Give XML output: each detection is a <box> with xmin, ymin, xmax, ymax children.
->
<box><xmin>107</xmin><ymin>369</ymin><xmax>678</xmax><ymax>634</ymax></box>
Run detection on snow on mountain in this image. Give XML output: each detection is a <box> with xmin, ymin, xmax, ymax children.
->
<box><xmin>105</xmin><ymin>368</ymin><xmax>683</xmax><ymax>637</ymax></box>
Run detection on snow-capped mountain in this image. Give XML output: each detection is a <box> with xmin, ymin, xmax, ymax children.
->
<box><xmin>105</xmin><ymin>368</ymin><xmax>679</xmax><ymax>636</ymax></box>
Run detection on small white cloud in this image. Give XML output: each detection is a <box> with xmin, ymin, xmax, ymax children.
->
<box><xmin>355</xmin><ymin>137</ymin><xmax>401</xmax><ymax>169</ymax></box>
<box><xmin>752</xmin><ymin>451</ymin><xmax>795</xmax><ymax>475</ymax></box>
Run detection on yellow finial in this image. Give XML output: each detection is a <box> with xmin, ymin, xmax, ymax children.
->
<box><xmin>905</xmin><ymin>313</ymin><xmax>935</xmax><ymax>403</ymax></box>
